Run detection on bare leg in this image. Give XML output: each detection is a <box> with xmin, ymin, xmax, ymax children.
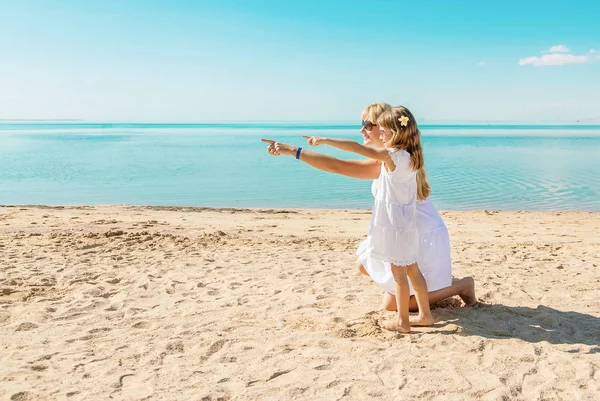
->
<box><xmin>379</xmin><ymin>264</ymin><xmax>411</xmax><ymax>333</ymax></box>
<box><xmin>382</xmin><ymin>277</ymin><xmax>476</xmax><ymax>312</ymax></box>
<box><xmin>406</xmin><ymin>265</ymin><xmax>434</xmax><ymax>326</ymax></box>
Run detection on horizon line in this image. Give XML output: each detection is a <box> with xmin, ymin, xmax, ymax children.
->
<box><xmin>2</xmin><ymin>119</ymin><xmax>600</xmax><ymax>125</ymax></box>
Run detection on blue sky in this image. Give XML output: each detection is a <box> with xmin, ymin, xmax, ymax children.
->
<box><xmin>1</xmin><ymin>0</ymin><xmax>598</xmax><ymax>122</ymax></box>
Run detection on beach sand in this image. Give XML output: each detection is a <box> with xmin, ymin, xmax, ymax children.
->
<box><xmin>1</xmin><ymin>205</ymin><xmax>599</xmax><ymax>400</ymax></box>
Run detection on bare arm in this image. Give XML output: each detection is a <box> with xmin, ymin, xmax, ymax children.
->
<box><xmin>303</xmin><ymin>136</ymin><xmax>391</xmax><ymax>163</ymax></box>
<box><xmin>299</xmin><ymin>149</ymin><xmax>381</xmax><ymax>179</ymax></box>
<box><xmin>260</xmin><ymin>139</ymin><xmax>381</xmax><ymax>180</ymax></box>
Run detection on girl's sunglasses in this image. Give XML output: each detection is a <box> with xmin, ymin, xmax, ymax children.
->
<box><xmin>361</xmin><ymin>120</ymin><xmax>376</xmax><ymax>131</ymax></box>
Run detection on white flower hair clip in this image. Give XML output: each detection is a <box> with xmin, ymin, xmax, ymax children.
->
<box><xmin>398</xmin><ymin>116</ymin><xmax>409</xmax><ymax>127</ymax></box>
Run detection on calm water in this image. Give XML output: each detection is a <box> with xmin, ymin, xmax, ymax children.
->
<box><xmin>1</xmin><ymin>123</ymin><xmax>599</xmax><ymax>211</ymax></box>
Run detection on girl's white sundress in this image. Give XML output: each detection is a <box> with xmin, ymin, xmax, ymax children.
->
<box><xmin>357</xmin><ymin>198</ymin><xmax>453</xmax><ymax>296</ymax></box>
<box><xmin>362</xmin><ymin>148</ymin><xmax>419</xmax><ymax>267</ymax></box>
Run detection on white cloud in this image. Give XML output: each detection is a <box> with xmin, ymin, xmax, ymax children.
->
<box><xmin>521</xmin><ymin>45</ymin><xmax>600</xmax><ymax>66</ymax></box>
<box><xmin>478</xmin><ymin>61</ymin><xmax>487</xmax><ymax>66</ymax></box>
<box><xmin>519</xmin><ymin>51</ymin><xmax>592</xmax><ymax>66</ymax></box>
<box><xmin>547</xmin><ymin>45</ymin><xmax>571</xmax><ymax>53</ymax></box>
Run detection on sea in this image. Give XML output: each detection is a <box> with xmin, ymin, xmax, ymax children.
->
<box><xmin>1</xmin><ymin>123</ymin><xmax>599</xmax><ymax>211</ymax></box>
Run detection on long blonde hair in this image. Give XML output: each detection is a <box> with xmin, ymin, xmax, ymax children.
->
<box><xmin>378</xmin><ymin>106</ymin><xmax>431</xmax><ymax>200</ymax></box>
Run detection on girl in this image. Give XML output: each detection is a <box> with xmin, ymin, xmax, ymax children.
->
<box><xmin>302</xmin><ymin>106</ymin><xmax>434</xmax><ymax>333</ymax></box>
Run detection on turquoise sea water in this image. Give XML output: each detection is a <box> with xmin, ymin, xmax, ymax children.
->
<box><xmin>1</xmin><ymin>123</ymin><xmax>599</xmax><ymax>211</ymax></box>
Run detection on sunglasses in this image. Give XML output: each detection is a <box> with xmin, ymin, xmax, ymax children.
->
<box><xmin>361</xmin><ymin>120</ymin><xmax>376</xmax><ymax>131</ymax></box>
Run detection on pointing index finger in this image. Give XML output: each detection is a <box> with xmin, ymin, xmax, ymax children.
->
<box><xmin>260</xmin><ymin>138</ymin><xmax>275</xmax><ymax>144</ymax></box>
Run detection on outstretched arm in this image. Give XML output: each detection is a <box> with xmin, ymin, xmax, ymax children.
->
<box><xmin>302</xmin><ymin>136</ymin><xmax>391</xmax><ymax>163</ymax></box>
<box><xmin>260</xmin><ymin>138</ymin><xmax>380</xmax><ymax>180</ymax></box>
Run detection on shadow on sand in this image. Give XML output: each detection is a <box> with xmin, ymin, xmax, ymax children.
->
<box><xmin>434</xmin><ymin>304</ymin><xmax>600</xmax><ymax>350</ymax></box>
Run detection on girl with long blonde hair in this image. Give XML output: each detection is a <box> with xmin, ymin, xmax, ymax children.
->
<box><xmin>300</xmin><ymin>105</ymin><xmax>434</xmax><ymax>332</ymax></box>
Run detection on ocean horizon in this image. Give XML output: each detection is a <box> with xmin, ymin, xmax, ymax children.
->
<box><xmin>1</xmin><ymin>122</ymin><xmax>599</xmax><ymax>212</ymax></box>
<box><xmin>2</xmin><ymin>121</ymin><xmax>600</xmax><ymax>129</ymax></box>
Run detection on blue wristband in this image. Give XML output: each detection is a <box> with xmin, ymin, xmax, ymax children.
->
<box><xmin>295</xmin><ymin>147</ymin><xmax>302</xmax><ymax>159</ymax></box>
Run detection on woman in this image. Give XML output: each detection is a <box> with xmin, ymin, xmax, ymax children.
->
<box><xmin>261</xmin><ymin>103</ymin><xmax>476</xmax><ymax>312</ymax></box>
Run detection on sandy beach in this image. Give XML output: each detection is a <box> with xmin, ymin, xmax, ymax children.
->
<box><xmin>1</xmin><ymin>205</ymin><xmax>599</xmax><ymax>400</ymax></box>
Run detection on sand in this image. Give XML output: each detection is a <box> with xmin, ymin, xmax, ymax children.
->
<box><xmin>1</xmin><ymin>205</ymin><xmax>599</xmax><ymax>400</ymax></box>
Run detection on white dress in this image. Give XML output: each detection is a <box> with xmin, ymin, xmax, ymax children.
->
<box><xmin>361</xmin><ymin>149</ymin><xmax>419</xmax><ymax>267</ymax></box>
<box><xmin>357</xmin><ymin>194</ymin><xmax>453</xmax><ymax>296</ymax></box>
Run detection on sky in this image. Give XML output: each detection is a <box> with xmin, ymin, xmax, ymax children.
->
<box><xmin>0</xmin><ymin>0</ymin><xmax>599</xmax><ymax>122</ymax></box>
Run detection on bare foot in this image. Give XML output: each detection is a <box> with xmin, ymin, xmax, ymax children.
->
<box><xmin>377</xmin><ymin>318</ymin><xmax>410</xmax><ymax>333</ymax></box>
<box><xmin>457</xmin><ymin>277</ymin><xmax>477</xmax><ymax>307</ymax></box>
<box><xmin>410</xmin><ymin>314</ymin><xmax>434</xmax><ymax>326</ymax></box>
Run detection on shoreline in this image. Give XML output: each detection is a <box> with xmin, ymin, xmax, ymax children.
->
<box><xmin>2</xmin><ymin>204</ymin><xmax>599</xmax><ymax>213</ymax></box>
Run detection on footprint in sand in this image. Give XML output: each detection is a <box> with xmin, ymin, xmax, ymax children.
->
<box><xmin>228</xmin><ymin>282</ymin><xmax>242</xmax><ymax>290</ymax></box>
<box><xmin>205</xmin><ymin>339</ymin><xmax>226</xmax><ymax>358</ymax></box>
<box><xmin>132</xmin><ymin>321</ymin><xmax>151</xmax><ymax>329</ymax></box>
<box><xmin>15</xmin><ymin>322</ymin><xmax>38</xmax><ymax>332</ymax></box>
<box><xmin>165</xmin><ymin>340</ymin><xmax>184</xmax><ymax>354</ymax></box>
<box><xmin>120</xmin><ymin>374</ymin><xmax>153</xmax><ymax>400</ymax></box>
<box><xmin>267</xmin><ymin>370</ymin><xmax>292</xmax><ymax>381</ymax></box>
<box><xmin>10</xmin><ymin>392</ymin><xmax>47</xmax><ymax>401</ymax></box>
<box><xmin>88</xmin><ymin>327</ymin><xmax>112</xmax><ymax>334</ymax></box>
